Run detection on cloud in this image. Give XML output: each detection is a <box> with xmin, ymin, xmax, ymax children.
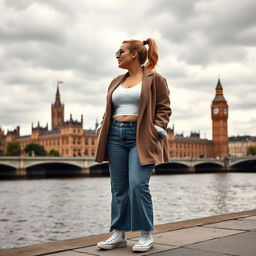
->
<box><xmin>148</xmin><ymin>0</ymin><xmax>256</xmax><ymax>67</ymax></box>
<box><xmin>0</xmin><ymin>0</ymin><xmax>255</xmax><ymax>138</ymax></box>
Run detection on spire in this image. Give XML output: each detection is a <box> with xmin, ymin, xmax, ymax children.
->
<box><xmin>213</xmin><ymin>77</ymin><xmax>226</xmax><ymax>102</ymax></box>
<box><xmin>95</xmin><ymin>118</ymin><xmax>99</xmax><ymax>130</ymax></box>
<box><xmin>216</xmin><ymin>78</ymin><xmax>223</xmax><ymax>90</ymax></box>
<box><xmin>54</xmin><ymin>85</ymin><xmax>62</xmax><ymax>105</ymax></box>
<box><xmin>57</xmin><ymin>85</ymin><xmax>60</xmax><ymax>96</ymax></box>
<box><xmin>51</xmin><ymin>83</ymin><xmax>64</xmax><ymax>130</ymax></box>
<box><xmin>215</xmin><ymin>77</ymin><xmax>224</xmax><ymax>96</ymax></box>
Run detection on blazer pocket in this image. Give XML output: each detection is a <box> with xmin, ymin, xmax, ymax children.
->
<box><xmin>151</xmin><ymin>124</ymin><xmax>160</xmax><ymax>139</ymax></box>
<box><xmin>96</xmin><ymin>123</ymin><xmax>103</xmax><ymax>135</ymax></box>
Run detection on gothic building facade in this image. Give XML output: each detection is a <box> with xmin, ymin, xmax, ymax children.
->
<box><xmin>1</xmin><ymin>79</ymin><xmax>230</xmax><ymax>159</ymax></box>
<box><xmin>1</xmin><ymin>86</ymin><xmax>97</xmax><ymax>157</ymax></box>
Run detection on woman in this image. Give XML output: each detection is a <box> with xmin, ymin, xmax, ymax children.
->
<box><xmin>95</xmin><ymin>38</ymin><xmax>171</xmax><ymax>252</ymax></box>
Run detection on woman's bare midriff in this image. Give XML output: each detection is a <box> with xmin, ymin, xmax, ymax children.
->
<box><xmin>113</xmin><ymin>115</ymin><xmax>138</xmax><ymax>122</ymax></box>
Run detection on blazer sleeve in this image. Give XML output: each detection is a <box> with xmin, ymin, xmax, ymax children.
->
<box><xmin>154</xmin><ymin>76</ymin><xmax>172</xmax><ymax>129</ymax></box>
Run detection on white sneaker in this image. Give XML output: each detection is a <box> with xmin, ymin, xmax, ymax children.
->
<box><xmin>133</xmin><ymin>231</ymin><xmax>154</xmax><ymax>252</ymax></box>
<box><xmin>97</xmin><ymin>230</ymin><xmax>127</xmax><ymax>249</ymax></box>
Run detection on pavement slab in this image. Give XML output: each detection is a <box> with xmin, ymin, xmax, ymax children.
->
<box><xmin>148</xmin><ymin>247</ymin><xmax>236</xmax><ymax>256</ymax></box>
<box><xmin>45</xmin><ymin>251</ymin><xmax>93</xmax><ymax>256</ymax></box>
<box><xmin>186</xmin><ymin>231</ymin><xmax>256</xmax><ymax>256</ymax></box>
<box><xmin>239</xmin><ymin>216</ymin><xmax>256</xmax><ymax>221</ymax></box>
<box><xmin>75</xmin><ymin>240</ymin><xmax>176</xmax><ymax>256</ymax></box>
<box><xmin>131</xmin><ymin>227</ymin><xmax>243</xmax><ymax>247</ymax></box>
<box><xmin>204</xmin><ymin>219</ymin><xmax>256</xmax><ymax>231</ymax></box>
<box><xmin>1</xmin><ymin>210</ymin><xmax>256</xmax><ymax>256</ymax></box>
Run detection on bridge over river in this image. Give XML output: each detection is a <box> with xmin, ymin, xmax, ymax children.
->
<box><xmin>0</xmin><ymin>156</ymin><xmax>255</xmax><ymax>178</ymax></box>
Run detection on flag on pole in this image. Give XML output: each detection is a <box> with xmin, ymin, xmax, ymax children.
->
<box><xmin>57</xmin><ymin>80</ymin><xmax>64</xmax><ymax>85</ymax></box>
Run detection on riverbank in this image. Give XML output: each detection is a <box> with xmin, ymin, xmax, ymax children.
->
<box><xmin>1</xmin><ymin>209</ymin><xmax>255</xmax><ymax>256</ymax></box>
<box><xmin>1</xmin><ymin>173</ymin><xmax>256</xmax><ymax>250</ymax></box>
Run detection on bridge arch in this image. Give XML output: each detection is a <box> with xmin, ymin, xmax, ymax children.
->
<box><xmin>26</xmin><ymin>162</ymin><xmax>82</xmax><ymax>177</ymax></box>
<box><xmin>89</xmin><ymin>163</ymin><xmax>109</xmax><ymax>176</ymax></box>
<box><xmin>229</xmin><ymin>159</ymin><xmax>256</xmax><ymax>171</ymax></box>
<box><xmin>155</xmin><ymin>162</ymin><xmax>190</xmax><ymax>174</ymax></box>
<box><xmin>0</xmin><ymin>164</ymin><xmax>17</xmax><ymax>177</ymax></box>
<box><xmin>194</xmin><ymin>162</ymin><xmax>224</xmax><ymax>173</ymax></box>
<box><xmin>25</xmin><ymin>160</ymin><xmax>82</xmax><ymax>169</ymax></box>
<box><xmin>0</xmin><ymin>161</ymin><xmax>17</xmax><ymax>169</ymax></box>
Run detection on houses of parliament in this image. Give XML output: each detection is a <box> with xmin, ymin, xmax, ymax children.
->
<box><xmin>0</xmin><ymin>79</ymin><xmax>230</xmax><ymax>159</ymax></box>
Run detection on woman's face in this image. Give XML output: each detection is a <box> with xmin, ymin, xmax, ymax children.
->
<box><xmin>115</xmin><ymin>43</ymin><xmax>137</xmax><ymax>69</ymax></box>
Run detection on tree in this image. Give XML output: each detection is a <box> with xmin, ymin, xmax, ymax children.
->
<box><xmin>48</xmin><ymin>149</ymin><xmax>60</xmax><ymax>156</ymax></box>
<box><xmin>24</xmin><ymin>143</ymin><xmax>47</xmax><ymax>156</ymax></box>
<box><xmin>6</xmin><ymin>141</ymin><xmax>21</xmax><ymax>156</ymax></box>
<box><xmin>247</xmin><ymin>146</ymin><xmax>256</xmax><ymax>156</ymax></box>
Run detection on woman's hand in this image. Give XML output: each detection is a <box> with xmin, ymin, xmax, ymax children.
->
<box><xmin>154</xmin><ymin>125</ymin><xmax>167</xmax><ymax>140</ymax></box>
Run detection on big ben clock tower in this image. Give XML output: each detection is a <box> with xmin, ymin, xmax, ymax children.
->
<box><xmin>211</xmin><ymin>78</ymin><xmax>229</xmax><ymax>158</ymax></box>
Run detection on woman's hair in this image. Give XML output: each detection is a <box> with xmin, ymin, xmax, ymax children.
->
<box><xmin>122</xmin><ymin>38</ymin><xmax>158</xmax><ymax>70</ymax></box>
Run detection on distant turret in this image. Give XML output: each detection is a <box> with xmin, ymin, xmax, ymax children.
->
<box><xmin>51</xmin><ymin>85</ymin><xmax>64</xmax><ymax>130</ymax></box>
<box><xmin>95</xmin><ymin>119</ymin><xmax>99</xmax><ymax>130</ymax></box>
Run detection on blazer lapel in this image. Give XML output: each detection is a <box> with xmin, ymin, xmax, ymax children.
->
<box><xmin>107</xmin><ymin>74</ymin><xmax>127</xmax><ymax>102</ymax></box>
<box><xmin>105</xmin><ymin>73</ymin><xmax>128</xmax><ymax>117</ymax></box>
<box><xmin>138</xmin><ymin>68</ymin><xmax>154</xmax><ymax>123</ymax></box>
<box><xmin>105</xmin><ymin>68</ymin><xmax>153</xmax><ymax>123</ymax></box>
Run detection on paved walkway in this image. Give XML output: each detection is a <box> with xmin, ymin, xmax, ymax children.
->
<box><xmin>1</xmin><ymin>209</ymin><xmax>256</xmax><ymax>256</ymax></box>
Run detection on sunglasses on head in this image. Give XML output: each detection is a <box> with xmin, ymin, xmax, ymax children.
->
<box><xmin>115</xmin><ymin>49</ymin><xmax>125</xmax><ymax>57</ymax></box>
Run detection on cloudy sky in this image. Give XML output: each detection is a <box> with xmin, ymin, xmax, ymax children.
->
<box><xmin>0</xmin><ymin>0</ymin><xmax>255</xmax><ymax>139</ymax></box>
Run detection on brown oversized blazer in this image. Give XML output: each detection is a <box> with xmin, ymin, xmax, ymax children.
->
<box><xmin>95</xmin><ymin>67</ymin><xmax>172</xmax><ymax>165</ymax></box>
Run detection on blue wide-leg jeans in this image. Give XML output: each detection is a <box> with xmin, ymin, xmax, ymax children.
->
<box><xmin>107</xmin><ymin>120</ymin><xmax>154</xmax><ymax>232</ymax></box>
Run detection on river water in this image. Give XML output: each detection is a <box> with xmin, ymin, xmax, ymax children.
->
<box><xmin>0</xmin><ymin>172</ymin><xmax>256</xmax><ymax>249</ymax></box>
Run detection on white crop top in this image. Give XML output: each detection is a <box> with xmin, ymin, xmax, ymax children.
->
<box><xmin>112</xmin><ymin>82</ymin><xmax>142</xmax><ymax>117</ymax></box>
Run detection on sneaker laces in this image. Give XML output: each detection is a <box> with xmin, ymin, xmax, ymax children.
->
<box><xmin>138</xmin><ymin>232</ymin><xmax>151</xmax><ymax>246</ymax></box>
<box><xmin>105</xmin><ymin>231</ymin><xmax>124</xmax><ymax>243</ymax></box>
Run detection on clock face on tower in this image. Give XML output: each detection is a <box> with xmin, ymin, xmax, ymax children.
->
<box><xmin>224</xmin><ymin>108</ymin><xmax>228</xmax><ymax>115</ymax></box>
<box><xmin>213</xmin><ymin>107</ymin><xmax>219</xmax><ymax>115</ymax></box>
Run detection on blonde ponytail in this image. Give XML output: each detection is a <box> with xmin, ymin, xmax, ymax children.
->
<box><xmin>122</xmin><ymin>38</ymin><xmax>159</xmax><ymax>70</ymax></box>
<box><xmin>144</xmin><ymin>38</ymin><xmax>158</xmax><ymax>70</ymax></box>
